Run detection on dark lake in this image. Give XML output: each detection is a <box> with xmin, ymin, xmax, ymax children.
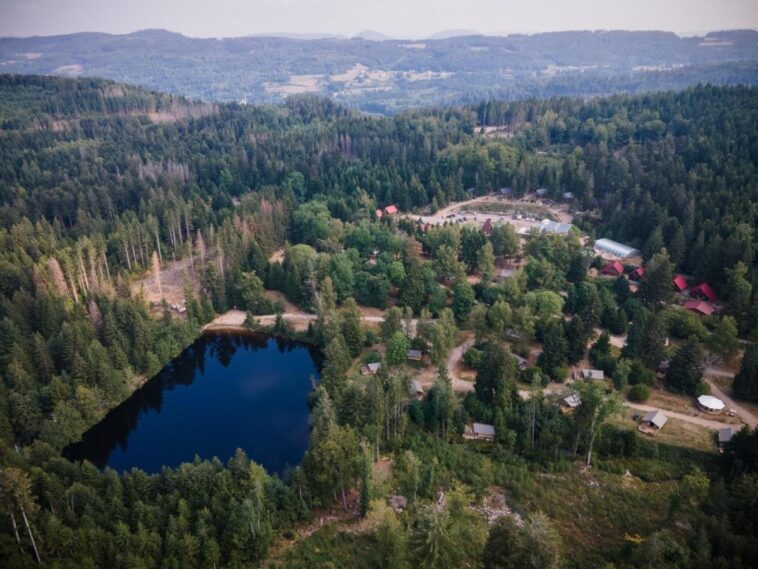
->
<box><xmin>64</xmin><ymin>332</ymin><xmax>322</xmax><ymax>476</ymax></box>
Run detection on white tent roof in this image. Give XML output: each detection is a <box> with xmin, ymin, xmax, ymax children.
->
<box><xmin>697</xmin><ymin>395</ymin><xmax>725</xmax><ymax>410</ymax></box>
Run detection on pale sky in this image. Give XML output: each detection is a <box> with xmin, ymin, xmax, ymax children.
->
<box><xmin>1</xmin><ymin>0</ymin><xmax>757</xmax><ymax>38</ymax></box>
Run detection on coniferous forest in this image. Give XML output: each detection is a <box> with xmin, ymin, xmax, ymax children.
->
<box><xmin>0</xmin><ymin>74</ymin><xmax>757</xmax><ymax>568</ymax></box>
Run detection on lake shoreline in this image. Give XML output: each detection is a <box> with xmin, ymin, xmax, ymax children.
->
<box><xmin>63</xmin><ymin>331</ymin><xmax>322</xmax><ymax>475</ymax></box>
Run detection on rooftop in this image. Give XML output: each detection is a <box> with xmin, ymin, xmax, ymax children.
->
<box><xmin>601</xmin><ymin>261</ymin><xmax>624</xmax><ymax>275</ymax></box>
<box><xmin>581</xmin><ymin>369</ymin><xmax>605</xmax><ymax>381</ymax></box>
<box><xmin>539</xmin><ymin>219</ymin><xmax>574</xmax><ymax>235</ymax></box>
<box><xmin>697</xmin><ymin>395</ymin><xmax>725</xmax><ymax>410</ymax></box>
<box><xmin>595</xmin><ymin>238</ymin><xmax>641</xmax><ymax>258</ymax></box>
<box><xmin>563</xmin><ymin>394</ymin><xmax>581</xmax><ymax>408</ymax></box>
<box><xmin>718</xmin><ymin>427</ymin><xmax>736</xmax><ymax>443</ymax></box>
<box><xmin>642</xmin><ymin>410</ymin><xmax>668</xmax><ymax>428</ymax></box>
<box><xmin>690</xmin><ymin>282</ymin><xmax>718</xmax><ymax>302</ymax></box>
<box><xmin>683</xmin><ymin>299</ymin><xmax>715</xmax><ymax>315</ymax></box>
<box><xmin>473</xmin><ymin>422</ymin><xmax>495</xmax><ymax>436</ymax></box>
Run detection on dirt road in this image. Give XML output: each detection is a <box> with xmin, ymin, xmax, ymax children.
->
<box><xmin>202</xmin><ymin>309</ymin><xmax>247</xmax><ymax>330</ymax></box>
<box><xmin>703</xmin><ymin>370</ymin><xmax>757</xmax><ymax>428</ymax></box>
<box><xmin>623</xmin><ymin>402</ymin><xmax>737</xmax><ymax>430</ymax></box>
<box><xmin>446</xmin><ymin>336</ymin><xmax>476</xmax><ymax>393</ymax></box>
<box><xmin>205</xmin><ymin>309</ymin><xmax>413</xmax><ymax>334</ymax></box>
<box><xmin>405</xmin><ymin>195</ymin><xmax>573</xmax><ymax>233</ymax></box>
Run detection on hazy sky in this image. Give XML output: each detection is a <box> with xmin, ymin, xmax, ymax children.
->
<box><xmin>1</xmin><ymin>0</ymin><xmax>757</xmax><ymax>38</ymax></box>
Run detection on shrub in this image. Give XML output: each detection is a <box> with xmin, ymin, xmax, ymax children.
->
<box><xmin>463</xmin><ymin>347</ymin><xmax>483</xmax><ymax>369</ymax></box>
<box><xmin>628</xmin><ymin>384</ymin><xmax>650</xmax><ymax>402</ymax></box>
<box><xmin>363</xmin><ymin>330</ymin><xmax>377</xmax><ymax>346</ymax></box>
<box><xmin>628</xmin><ymin>359</ymin><xmax>655</xmax><ymax>386</ymax></box>
<box><xmin>664</xmin><ymin>307</ymin><xmax>708</xmax><ymax>340</ymax></box>
<box><xmin>694</xmin><ymin>382</ymin><xmax>711</xmax><ymax>396</ymax></box>
<box><xmin>550</xmin><ymin>366</ymin><xmax>568</xmax><ymax>383</ymax></box>
<box><xmin>522</xmin><ymin>366</ymin><xmax>547</xmax><ymax>386</ymax></box>
<box><xmin>362</xmin><ymin>350</ymin><xmax>381</xmax><ymax>364</ymax></box>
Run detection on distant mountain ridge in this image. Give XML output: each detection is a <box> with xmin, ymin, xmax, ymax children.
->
<box><xmin>1</xmin><ymin>28</ymin><xmax>756</xmax><ymax>113</ymax></box>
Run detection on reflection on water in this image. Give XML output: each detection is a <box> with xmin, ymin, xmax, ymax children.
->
<box><xmin>64</xmin><ymin>332</ymin><xmax>322</xmax><ymax>476</ymax></box>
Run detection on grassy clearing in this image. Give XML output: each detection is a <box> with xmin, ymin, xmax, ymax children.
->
<box><xmin>609</xmin><ymin>407</ymin><xmax>717</xmax><ymax>452</ymax></box>
<box><xmin>461</xmin><ymin>201</ymin><xmax>558</xmax><ymax>220</ymax></box>
<box><xmin>511</xmin><ymin>465</ymin><xmax>677</xmax><ymax>565</ymax></box>
<box><xmin>268</xmin><ymin>524</ymin><xmax>379</xmax><ymax>569</ymax></box>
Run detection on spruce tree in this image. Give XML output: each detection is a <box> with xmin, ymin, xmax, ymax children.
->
<box><xmin>733</xmin><ymin>344</ymin><xmax>758</xmax><ymax>402</ymax></box>
<box><xmin>666</xmin><ymin>337</ymin><xmax>705</xmax><ymax>395</ymax></box>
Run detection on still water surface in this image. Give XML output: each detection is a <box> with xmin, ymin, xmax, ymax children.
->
<box><xmin>64</xmin><ymin>332</ymin><xmax>321</xmax><ymax>476</ymax></box>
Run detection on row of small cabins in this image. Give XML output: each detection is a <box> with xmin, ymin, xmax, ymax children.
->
<box><xmin>599</xmin><ymin>253</ymin><xmax>719</xmax><ymax>316</ymax></box>
<box><xmin>562</xmin><ymin>393</ymin><xmax>737</xmax><ymax>446</ymax></box>
<box><xmin>360</xmin><ymin>350</ymin><xmax>425</xmax><ymax>376</ymax></box>
<box><xmin>467</xmin><ymin>412</ymin><xmax>737</xmax><ymax>446</ymax></box>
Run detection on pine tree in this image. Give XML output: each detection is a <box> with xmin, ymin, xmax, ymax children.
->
<box><xmin>733</xmin><ymin>344</ymin><xmax>758</xmax><ymax>402</ymax></box>
<box><xmin>666</xmin><ymin>337</ymin><xmax>705</xmax><ymax>395</ymax></box>
<box><xmin>639</xmin><ymin>249</ymin><xmax>673</xmax><ymax>308</ymax></box>
<box><xmin>565</xmin><ymin>317</ymin><xmax>587</xmax><ymax>364</ymax></box>
<box><xmin>537</xmin><ymin>323</ymin><xmax>567</xmax><ymax>379</ymax></box>
<box><xmin>386</xmin><ymin>331</ymin><xmax>410</xmax><ymax>366</ymax></box>
<box><xmin>340</xmin><ymin>298</ymin><xmax>363</xmax><ymax>357</ymax></box>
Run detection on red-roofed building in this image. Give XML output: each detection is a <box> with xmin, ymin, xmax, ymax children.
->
<box><xmin>601</xmin><ymin>261</ymin><xmax>624</xmax><ymax>276</ymax></box>
<box><xmin>690</xmin><ymin>282</ymin><xmax>717</xmax><ymax>303</ymax></box>
<box><xmin>629</xmin><ymin>266</ymin><xmax>645</xmax><ymax>281</ymax></box>
<box><xmin>683</xmin><ymin>300</ymin><xmax>715</xmax><ymax>316</ymax></box>
<box><xmin>672</xmin><ymin>274</ymin><xmax>687</xmax><ymax>292</ymax></box>
<box><xmin>375</xmin><ymin>209</ymin><xmax>383</xmax><ymax>219</ymax></box>
<box><xmin>481</xmin><ymin>218</ymin><xmax>494</xmax><ymax>236</ymax></box>
<box><xmin>384</xmin><ymin>204</ymin><xmax>398</xmax><ymax>215</ymax></box>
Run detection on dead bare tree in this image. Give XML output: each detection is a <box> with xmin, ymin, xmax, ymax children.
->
<box><xmin>152</xmin><ymin>251</ymin><xmax>163</xmax><ymax>299</ymax></box>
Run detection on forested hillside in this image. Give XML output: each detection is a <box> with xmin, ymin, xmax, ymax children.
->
<box><xmin>0</xmin><ymin>75</ymin><xmax>757</xmax><ymax>568</ymax></box>
<box><xmin>1</xmin><ymin>29</ymin><xmax>757</xmax><ymax>112</ymax></box>
<box><xmin>473</xmin><ymin>87</ymin><xmax>758</xmax><ymax>297</ymax></box>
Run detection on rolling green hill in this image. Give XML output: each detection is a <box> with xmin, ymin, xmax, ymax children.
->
<box><xmin>1</xmin><ymin>29</ymin><xmax>757</xmax><ymax>112</ymax></box>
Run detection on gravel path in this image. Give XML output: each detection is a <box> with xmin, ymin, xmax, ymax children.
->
<box><xmin>703</xmin><ymin>370</ymin><xmax>757</xmax><ymax>428</ymax></box>
<box><xmin>446</xmin><ymin>336</ymin><xmax>476</xmax><ymax>393</ymax></box>
<box><xmin>623</xmin><ymin>402</ymin><xmax>735</xmax><ymax>430</ymax></box>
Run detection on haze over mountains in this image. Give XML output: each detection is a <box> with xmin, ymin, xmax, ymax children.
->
<box><xmin>1</xmin><ymin>28</ymin><xmax>757</xmax><ymax>113</ymax></box>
